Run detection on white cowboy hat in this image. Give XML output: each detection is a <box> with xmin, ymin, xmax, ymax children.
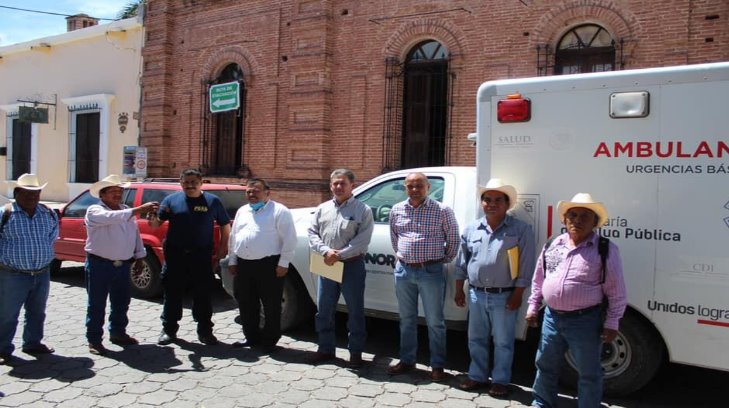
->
<box><xmin>557</xmin><ymin>193</ymin><xmax>609</xmax><ymax>228</ymax></box>
<box><xmin>15</xmin><ymin>173</ymin><xmax>47</xmax><ymax>191</ymax></box>
<box><xmin>89</xmin><ymin>174</ymin><xmax>130</xmax><ymax>198</ymax></box>
<box><xmin>477</xmin><ymin>178</ymin><xmax>518</xmax><ymax>210</ymax></box>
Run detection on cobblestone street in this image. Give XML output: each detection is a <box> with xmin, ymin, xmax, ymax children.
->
<box><xmin>0</xmin><ymin>266</ymin><xmax>724</xmax><ymax>407</ymax></box>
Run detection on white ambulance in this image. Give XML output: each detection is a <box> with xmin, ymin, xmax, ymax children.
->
<box><xmin>475</xmin><ymin>62</ymin><xmax>729</xmax><ymax>395</ymax></box>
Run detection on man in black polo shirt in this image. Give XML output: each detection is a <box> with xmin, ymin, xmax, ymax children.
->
<box><xmin>150</xmin><ymin>168</ymin><xmax>230</xmax><ymax>345</ymax></box>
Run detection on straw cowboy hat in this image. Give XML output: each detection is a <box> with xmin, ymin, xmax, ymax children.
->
<box><xmin>557</xmin><ymin>193</ymin><xmax>609</xmax><ymax>228</ymax></box>
<box><xmin>90</xmin><ymin>174</ymin><xmax>130</xmax><ymax>198</ymax></box>
<box><xmin>15</xmin><ymin>173</ymin><xmax>47</xmax><ymax>191</ymax></box>
<box><xmin>477</xmin><ymin>178</ymin><xmax>518</xmax><ymax>210</ymax></box>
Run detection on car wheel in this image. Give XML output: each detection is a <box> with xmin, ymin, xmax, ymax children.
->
<box><xmin>280</xmin><ymin>270</ymin><xmax>314</xmax><ymax>331</ymax></box>
<box><xmin>561</xmin><ymin>309</ymin><xmax>665</xmax><ymax>396</ymax></box>
<box><xmin>130</xmin><ymin>251</ymin><xmax>163</xmax><ymax>299</ymax></box>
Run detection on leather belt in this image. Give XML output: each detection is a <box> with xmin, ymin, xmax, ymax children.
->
<box><xmin>470</xmin><ymin>285</ymin><xmax>515</xmax><ymax>294</ymax></box>
<box><xmin>87</xmin><ymin>253</ymin><xmax>134</xmax><ymax>267</ymax></box>
<box><xmin>402</xmin><ymin>259</ymin><xmax>442</xmax><ymax>268</ymax></box>
<box><xmin>0</xmin><ymin>263</ymin><xmax>49</xmax><ymax>276</ymax></box>
<box><xmin>549</xmin><ymin>304</ymin><xmax>602</xmax><ymax>317</ymax></box>
<box><xmin>341</xmin><ymin>254</ymin><xmax>364</xmax><ymax>262</ymax></box>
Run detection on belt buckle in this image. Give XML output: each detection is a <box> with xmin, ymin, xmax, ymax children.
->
<box><xmin>113</xmin><ymin>260</ymin><xmax>123</xmax><ymax>267</ymax></box>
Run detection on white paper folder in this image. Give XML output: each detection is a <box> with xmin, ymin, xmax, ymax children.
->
<box><xmin>309</xmin><ymin>252</ymin><xmax>344</xmax><ymax>283</ymax></box>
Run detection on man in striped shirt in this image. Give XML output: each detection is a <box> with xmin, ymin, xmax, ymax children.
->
<box><xmin>0</xmin><ymin>174</ymin><xmax>58</xmax><ymax>365</ymax></box>
<box><xmin>526</xmin><ymin>193</ymin><xmax>627</xmax><ymax>408</ymax></box>
<box><xmin>387</xmin><ymin>172</ymin><xmax>459</xmax><ymax>382</ymax></box>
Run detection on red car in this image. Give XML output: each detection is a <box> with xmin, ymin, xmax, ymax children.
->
<box><xmin>53</xmin><ymin>180</ymin><xmax>248</xmax><ymax>298</ymax></box>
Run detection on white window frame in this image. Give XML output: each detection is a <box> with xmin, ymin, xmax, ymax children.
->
<box><xmin>61</xmin><ymin>94</ymin><xmax>115</xmax><ymax>184</ymax></box>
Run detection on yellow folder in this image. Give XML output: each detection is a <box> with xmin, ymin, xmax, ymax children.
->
<box><xmin>309</xmin><ymin>252</ymin><xmax>344</xmax><ymax>283</ymax></box>
<box><xmin>507</xmin><ymin>246</ymin><xmax>519</xmax><ymax>280</ymax></box>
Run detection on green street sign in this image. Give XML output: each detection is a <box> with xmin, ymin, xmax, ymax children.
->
<box><xmin>209</xmin><ymin>81</ymin><xmax>240</xmax><ymax>113</ymax></box>
<box><xmin>18</xmin><ymin>106</ymin><xmax>49</xmax><ymax>123</ymax></box>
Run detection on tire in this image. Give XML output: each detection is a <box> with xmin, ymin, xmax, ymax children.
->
<box><xmin>279</xmin><ymin>270</ymin><xmax>314</xmax><ymax>331</ymax></box>
<box><xmin>129</xmin><ymin>251</ymin><xmax>163</xmax><ymax>299</ymax></box>
<box><xmin>561</xmin><ymin>309</ymin><xmax>665</xmax><ymax>396</ymax></box>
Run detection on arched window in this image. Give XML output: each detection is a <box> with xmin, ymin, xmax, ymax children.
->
<box><xmin>204</xmin><ymin>63</ymin><xmax>245</xmax><ymax>176</ymax></box>
<box><xmin>555</xmin><ymin>24</ymin><xmax>615</xmax><ymax>75</ymax></box>
<box><xmin>401</xmin><ymin>40</ymin><xmax>449</xmax><ymax>168</ymax></box>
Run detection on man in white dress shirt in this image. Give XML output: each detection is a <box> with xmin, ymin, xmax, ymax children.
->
<box><xmin>227</xmin><ymin>178</ymin><xmax>296</xmax><ymax>353</ymax></box>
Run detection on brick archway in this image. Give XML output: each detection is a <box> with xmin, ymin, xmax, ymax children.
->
<box><xmin>383</xmin><ymin>18</ymin><xmax>466</xmax><ymax>65</ymax></box>
<box><xmin>531</xmin><ymin>0</ymin><xmax>641</xmax><ymax>64</ymax></box>
<box><xmin>200</xmin><ymin>46</ymin><xmax>258</xmax><ymax>85</ymax></box>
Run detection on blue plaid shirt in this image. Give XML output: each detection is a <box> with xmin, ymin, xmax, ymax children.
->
<box><xmin>389</xmin><ymin>197</ymin><xmax>459</xmax><ymax>264</ymax></box>
<box><xmin>0</xmin><ymin>203</ymin><xmax>58</xmax><ymax>270</ymax></box>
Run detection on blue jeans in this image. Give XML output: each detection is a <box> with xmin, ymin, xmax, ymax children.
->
<box><xmin>532</xmin><ymin>307</ymin><xmax>604</xmax><ymax>408</ymax></box>
<box><xmin>315</xmin><ymin>259</ymin><xmax>366</xmax><ymax>354</ymax></box>
<box><xmin>85</xmin><ymin>256</ymin><xmax>132</xmax><ymax>344</ymax></box>
<box><xmin>394</xmin><ymin>262</ymin><xmax>446</xmax><ymax>368</ymax></box>
<box><xmin>467</xmin><ymin>288</ymin><xmax>517</xmax><ymax>385</ymax></box>
<box><xmin>0</xmin><ymin>267</ymin><xmax>50</xmax><ymax>355</ymax></box>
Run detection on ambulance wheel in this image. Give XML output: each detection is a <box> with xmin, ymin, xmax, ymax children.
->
<box><xmin>130</xmin><ymin>251</ymin><xmax>162</xmax><ymax>299</ymax></box>
<box><xmin>561</xmin><ymin>309</ymin><xmax>665</xmax><ymax>396</ymax></box>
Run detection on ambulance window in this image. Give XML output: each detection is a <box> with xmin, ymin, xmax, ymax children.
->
<box><xmin>357</xmin><ymin>176</ymin><xmax>444</xmax><ymax>223</ymax></box>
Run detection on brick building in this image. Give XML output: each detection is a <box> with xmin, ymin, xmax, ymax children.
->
<box><xmin>140</xmin><ymin>0</ymin><xmax>729</xmax><ymax>207</ymax></box>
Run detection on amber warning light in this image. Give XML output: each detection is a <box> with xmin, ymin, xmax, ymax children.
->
<box><xmin>497</xmin><ymin>93</ymin><xmax>531</xmax><ymax>123</ymax></box>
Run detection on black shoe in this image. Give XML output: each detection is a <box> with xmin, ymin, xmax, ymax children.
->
<box><xmin>158</xmin><ymin>332</ymin><xmax>176</xmax><ymax>345</ymax></box>
<box><xmin>0</xmin><ymin>353</ymin><xmax>12</xmax><ymax>365</ymax></box>
<box><xmin>88</xmin><ymin>343</ymin><xmax>108</xmax><ymax>356</ymax></box>
<box><xmin>198</xmin><ymin>334</ymin><xmax>218</xmax><ymax>345</ymax></box>
<box><xmin>110</xmin><ymin>334</ymin><xmax>139</xmax><ymax>346</ymax></box>
<box><xmin>258</xmin><ymin>344</ymin><xmax>279</xmax><ymax>354</ymax></box>
<box><xmin>232</xmin><ymin>340</ymin><xmax>256</xmax><ymax>348</ymax></box>
<box><xmin>308</xmin><ymin>351</ymin><xmax>336</xmax><ymax>365</ymax></box>
<box><xmin>22</xmin><ymin>343</ymin><xmax>55</xmax><ymax>355</ymax></box>
<box><xmin>387</xmin><ymin>361</ymin><xmax>416</xmax><ymax>375</ymax></box>
<box><xmin>347</xmin><ymin>353</ymin><xmax>364</xmax><ymax>368</ymax></box>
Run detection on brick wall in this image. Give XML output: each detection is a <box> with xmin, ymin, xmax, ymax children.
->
<box><xmin>141</xmin><ymin>0</ymin><xmax>729</xmax><ymax>208</ymax></box>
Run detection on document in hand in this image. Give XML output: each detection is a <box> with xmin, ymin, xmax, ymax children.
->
<box><xmin>309</xmin><ymin>252</ymin><xmax>344</xmax><ymax>283</ymax></box>
<box><xmin>507</xmin><ymin>246</ymin><xmax>519</xmax><ymax>280</ymax></box>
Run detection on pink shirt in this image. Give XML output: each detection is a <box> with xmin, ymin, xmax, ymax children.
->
<box><xmin>527</xmin><ymin>232</ymin><xmax>627</xmax><ymax>330</ymax></box>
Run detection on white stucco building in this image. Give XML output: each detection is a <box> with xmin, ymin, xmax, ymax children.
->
<box><xmin>0</xmin><ymin>16</ymin><xmax>143</xmax><ymax>201</ymax></box>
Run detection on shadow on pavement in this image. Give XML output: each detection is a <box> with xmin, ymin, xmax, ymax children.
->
<box><xmin>5</xmin><ymin>353</ymin><xmax>95</xmax><ymax>382</ymax></box>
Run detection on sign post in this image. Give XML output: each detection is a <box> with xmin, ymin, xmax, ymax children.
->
<box><xmin>209</xmin><ymin>81</ymin><xmax>240</xmax><ymax>113</ymax></box>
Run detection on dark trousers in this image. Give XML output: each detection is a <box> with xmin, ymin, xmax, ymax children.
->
<box><xmin>233</xmin><ymin>255</ymin><xmax>283</xmax><ymax>347</ymax></box>
<box><xmin>160</xmin><ymin>246</ymin><xmax>214</xmax><ymax>336</ymax></box>
<box><xmin>85</xmin><ymin>256</ymin><xmax>132</xmax><ymax>344</ymax></box>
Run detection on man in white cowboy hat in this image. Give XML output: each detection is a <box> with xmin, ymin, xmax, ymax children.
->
<box><xmin>84</xmin><ymin>175</ymin><xmax>159</xmax><ymax>355</ymax></box>
<box><xmin>454</xmin><ymin>178</ymin><xmax>535</xmax><ymax>397</ymax></box>
<box><xmin>526</xmin><ymin>193</ymin><xmax>627</xmax><ymax>408</ymax></box>
<box><xmin>0</xmin><ymin>173</ymin><xmax>58</xmax><ymax>365</ymax></box>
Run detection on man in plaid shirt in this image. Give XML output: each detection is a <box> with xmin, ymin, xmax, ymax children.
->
<box><xmin>387</xmin><ymin>172</ymin><xmax>459</xmax><ymax>382</ymax></box>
